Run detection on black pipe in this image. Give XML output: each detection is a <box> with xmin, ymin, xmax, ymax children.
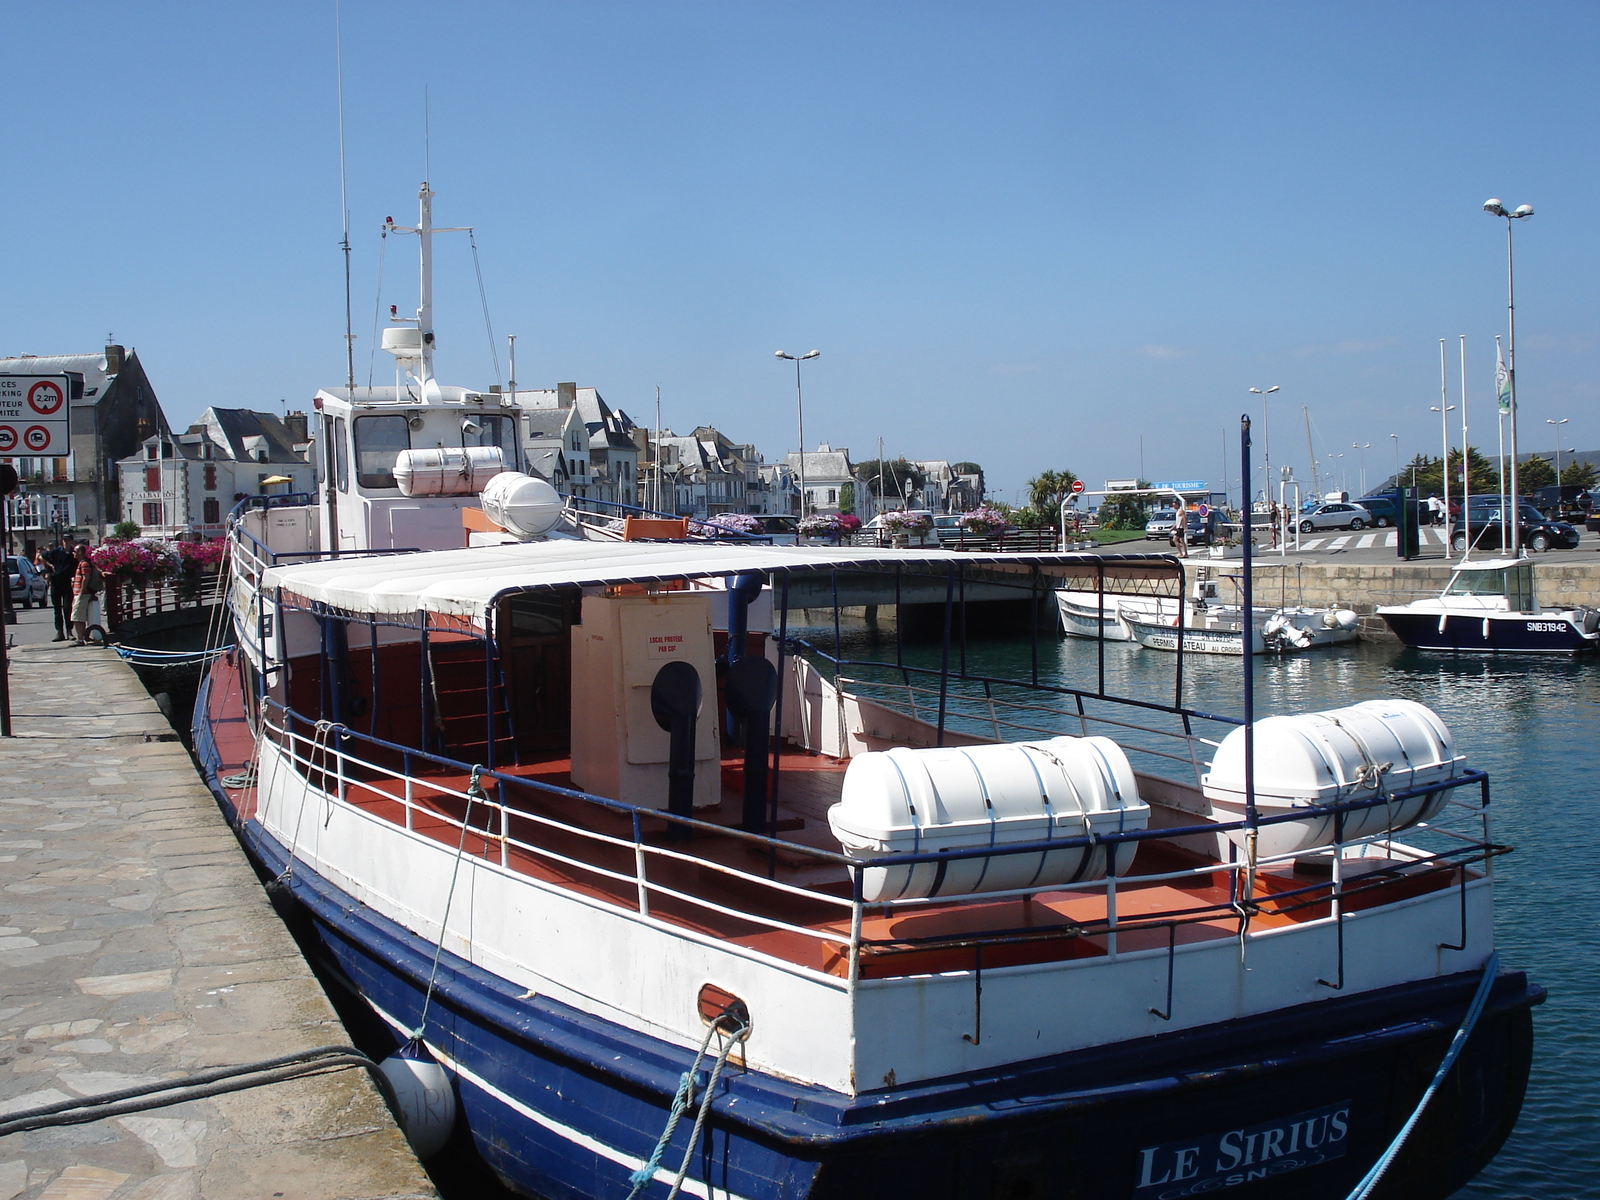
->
<box><xmin>651</xmin><ymin>660</ymin><xmax>701</xmax><ymax>842</ymax></box>
<box><xmin>726</xmin><ymin>656</ymin><xmax>778</xmax><ymax>832</ymax></box>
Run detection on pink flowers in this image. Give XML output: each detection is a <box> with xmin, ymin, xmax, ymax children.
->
<box><xmin>695</xmin><ymin>513</ymin><xmax>763</xmax><ymax>536</ymax></box>
<box><xmin>959</xmin><ymin>506</ymin><xmax>1010</xmax><ymax>535</ymax></box>
<box><xmin>90</xmin><ymin>538</ymin><xmax>180</xmax><ymax>584</ymax></box>
<box><xmin>880</xmin><ymin>510</ymin><xmax>933</xmax><ymax>534</ymax></box>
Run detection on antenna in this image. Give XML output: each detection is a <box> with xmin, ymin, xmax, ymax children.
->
<box><xmin>423</xmin><ymin>85</ymin><xmax>431</xmax><ymax>183</ymax></box>
<box><xmin>335</xmin><ymin>0</ymin><xmax>355</xmax><ymax>393</ymax></box>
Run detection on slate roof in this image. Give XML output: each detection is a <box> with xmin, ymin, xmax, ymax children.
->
<box><xmin>0</xmin><ymin>352</ymin><xmax>117</xmax><ymax>404</ymax></box>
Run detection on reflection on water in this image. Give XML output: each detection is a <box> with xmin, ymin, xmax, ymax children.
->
<box><xmin>791</xmin><ymin>620</ymin><xmax>1600</xmax><ymax>1199</ymax></box>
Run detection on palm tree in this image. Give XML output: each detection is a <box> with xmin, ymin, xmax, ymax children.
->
<box><xmin>1026</xmin><ymin>469</ymin><xmax>1081</xmax><ymax>515</ymax></box>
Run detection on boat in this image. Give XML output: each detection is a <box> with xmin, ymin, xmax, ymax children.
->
<box><xmin>193</xmin><ymin>191</ymin><xmax>1537</xmax><ymax>1199</ymax></box>
<box><xmin>1054</xmin><ymin>588</ymin><xmax>1174</xmax><ymax>641</ymax></box>
<box><xmin>1117</xmin><ymin>576</ymin><xmax>1361</xmax><ymax>656</ymax></box>
<box><xmin>1377</xmin><ymin>557</ymin><xmax>1599</xmax><ymax>654</ymax></box>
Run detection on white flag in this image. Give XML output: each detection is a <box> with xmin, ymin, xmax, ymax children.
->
<box><xmin>1495</xmin><ymin>344</ymin><xmax>1513</xmax><ymax>415</ymax></box>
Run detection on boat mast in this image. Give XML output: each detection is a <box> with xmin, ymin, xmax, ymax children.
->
<box><xmin>417</xmin><ymin>181</ymin><xmax>436</xmax><ymax>389</ymax></box>
<box><xmin>1304</xmin><ymin>406</ymin><xmax>1319</xmax><ymax>499</ymax></box>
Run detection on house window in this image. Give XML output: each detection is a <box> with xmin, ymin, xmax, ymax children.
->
<box><xmin>145</xmin><ymin>465</ymin><xmax>161</xmax><ymax>492</ymax></box>
<box><xmin>828</xmin><ymin>489</ymin><xmax>837</xmax><ymax>504</ymax></box>
<box><xmin>203</xmin><ymin>498</ymin><xmax>221</xmax><ymax>524</ymax></box>
<box><xmin>146</xmin><ymin>444</ymin><xmax>158</xmax><ymax>460</ymax></box>
<box><xmin>204</xmin><ymin>464</ymin><xmax>217</xmax><ymax>490</ymax></box>
<box><xmin>142</xmin><ymin>502</ymin><xmax>163</xmax><ymax>526</ymax></box>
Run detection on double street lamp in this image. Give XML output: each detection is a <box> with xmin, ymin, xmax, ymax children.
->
<box><xmin>1484</xmin><ymin>198</ymin><xmax>1533</xmax><ymax>554</ymax></box>
<box><xmin>775</xmin><ymin>350</ymin><xmax>820</xmax><ymax>516</ymax></box>
<box><xmin>1248</xmin><ymin>386</ymin><xmax>1280</xmax><ymax>498</ymax></box>
<box><xmin>1548</xmin><ymin>417</ymin><xmax>1569</xmax><ymax>488</ymax></box>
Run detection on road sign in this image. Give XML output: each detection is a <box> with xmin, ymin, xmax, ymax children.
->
<box><xmin>1196</xmin><ymin>503</ymin><xmax>1210</xmax><ymax>517</ymax></box>
<box><xmin>1071</xmin><ymin>479</ymin><xmax>1085</xmax><ymax>494</ymax></box>
<box><xmin>0</xmin><ymin>375</ymin><xmax>70</xmax><ymax>455</ymax></box>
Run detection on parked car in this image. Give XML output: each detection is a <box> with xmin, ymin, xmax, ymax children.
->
<box><xmin>751</xmin><ymin>515</ymin><xmax>800</xmax><ymax>545</ymax></box>
<box><xmin>1144</xmin><ymin>510</ymin><xmax>1178</xmax><ymax>540</ymax></box>
<box><xmin>1298</xmin><ymin>502</ymin><xmax>1372</xmax><ymax>533</ymax></box>
<box><xmin>4</xmin><ymin>555</ymin><xmax>48</xmax><ymax>607</ymax></box>
<box><xmin>1355</xmin><ymin>493</ymin><xmax>1427</xmax><ymax>528</ymax></box>
<box><xmin>1452</xmin><ymin>504</ymin><xmax>1580</xmax><ymax>553</ymax></box>
<box><xmin>1530</xmin><ymin>484</ymin><xmax>1592</xmax><ymax>521</ymax></box>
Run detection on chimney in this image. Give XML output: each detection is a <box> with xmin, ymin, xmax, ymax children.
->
<box><xmin>104</xmin><ymin>344</ymin><xmax>126</xmax><ymax>374</ymax></box>
<box><xmin>283</xmin><ymin>410</ymin><xmax>309</xmax><ymax>444</ymax></box>
<box><xmin>557</xmin><ymin>381</ymin><xmax>577</xmax><ymax>408</ymax></box>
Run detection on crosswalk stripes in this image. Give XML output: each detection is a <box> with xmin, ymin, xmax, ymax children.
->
<box><xmin>1287</xmin><ymin>528</ymin><xmax>1431</xmax><ymax>553</ymax></box>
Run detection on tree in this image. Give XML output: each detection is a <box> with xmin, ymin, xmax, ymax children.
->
<box><xmin>1560</xmin><ymin>459</ymin><xmax>1597</xmax><ymax>489</ymax></box>
<box><xmin>838</xmin><ymin>481</ymin><xmax>855</xmax><ymax>515</ymax></box>
<box><xmin>1515</xmin><ymin>455</ymin><xmax>1555</xmax><ymax>491</ymax></box>
<box><xmin>1096</xmin><ymin>482</ymin><xmax>1153</xmax><ymax>531</ymax></box>
<box><xmin>1026</xmin><ymin>469</ymin><xmax>1081</xmax><ymax>515</ymax></box>
<box><xmin>112</xmin><ymin>519</ymin><xmax>141</xmax><ymax>541</ymax></box>
<box><xmin>856</xmin><ymin>459</ymin><xmax>926</xmax><ymax>501</ymax></box>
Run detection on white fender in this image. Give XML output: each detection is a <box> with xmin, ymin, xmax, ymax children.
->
<box><xmin>379</xmin><ymin>1046</ymin><xmax>457</xmax><ymax>1159</ymax></box>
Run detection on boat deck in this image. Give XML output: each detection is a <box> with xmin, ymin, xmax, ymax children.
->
<box><xmin>203</xmin><ymin>656</ymin><xmax>1458</xmax><ymax>980</ymax></box>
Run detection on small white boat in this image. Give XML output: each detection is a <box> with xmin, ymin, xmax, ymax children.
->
<box><xmin>1054</xmin><ymin>589</ymin><xmax>1174</xmax><ymax>641</ymax></box>
<box><xmin>1125</xmin><ymin>603</ymin><xmax>1360</xmax><ymax>656</ymax></box>
<box><xmin>1377</xmin><ymin>557</ymin><xmax>1600</xmax><ymax>654</ymax></box>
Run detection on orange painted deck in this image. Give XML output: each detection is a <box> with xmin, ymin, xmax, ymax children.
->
<box><xmin>203</xmin><ymin>655</ymin><xmax>1457</xmax><ymax>980</ymax></box>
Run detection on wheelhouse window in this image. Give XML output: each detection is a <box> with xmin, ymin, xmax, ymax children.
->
<box><xmin>333</xmin><ymin>417</ymin><xmax>350</xmax><ymax>493</ymax></box>
<box><xmin>353</xmin><ymin>414</ymin><xmax>410</xmax><ymax>489</ymax></box>
<box><xmin>461</xmin><ymin>413</ymin><xmax>517</xmax><ymax>469</ymax></box>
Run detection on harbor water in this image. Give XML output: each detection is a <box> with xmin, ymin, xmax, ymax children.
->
<box><xmin>796</xmin><ymin>618</ymin><xmax>1599</xmax><ymax>1200</ymax></box>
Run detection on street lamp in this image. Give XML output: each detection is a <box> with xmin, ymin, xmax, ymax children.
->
<box><xmin>775</xmin><ymin>350</ymin><xmax>819</xmax><ymax>516</ymax></box>
<box><xmin>1248</xmin><ymin>386</ymin><xmax>1280</xmax><ymax>498</ymax></box>
<box><xmin>1389</xmin><ymin>434</ymin><xmax>1400</xmax><ymax>484</ymax></box>
<box><xmin>1547</xmin><ymin>417</ymin><xmax>1569</xmax><ymax>488</ymax></box>
<box><xmin>1484</xmin><ymin>198</ymin><xmax>1533</xmax><ymax>554</ymax></box>
<box><xmin>1353</xmin><ymin>442</ymin><xmax>1371</xmax><ymax>497</ymax></box>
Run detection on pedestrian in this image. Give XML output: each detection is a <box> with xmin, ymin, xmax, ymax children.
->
<box><xmin>1169</xmin><ymin>506</ymin><xmax>1189</xmax><ymax>558</ymax></box>
<box><xmin>1427</xmin><ymin>493</ymin><xmax>1445</xmax><ymax>526</ymax></box>
<box><xmin>39</xmin><ymin>538</ymin><xmax>76</xmax><ymax>641</ymax></box>
<box><xmin>69</xmin><ymin>543</ymin><xmax>104</xmax><ymax>646</ymax></box>
<box><xmin>1268</xmin><ymin>502</ymin><xmax>1281</xmax><ymax>549</ymax></box>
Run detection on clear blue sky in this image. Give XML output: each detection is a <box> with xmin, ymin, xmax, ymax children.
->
<box><xmin>5</xmin><ymin>1</ymin><xmax>1597</xmax><ymax>505</ymax></box>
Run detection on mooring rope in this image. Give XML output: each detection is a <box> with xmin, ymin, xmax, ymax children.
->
<box><xmin>626</xmin><ymin>1012</ymin><xmax>751</xmax><ymax>1200</ymax></box>
<box><xmin>1345</xmin><ymin>951</ymin><xmax>1499</xmax><ymax>1200</ymax></box>
<box><xmin>411</xmin><ymin>764</ymin><xmax>487</xmax><ymax>1040</ymax></box>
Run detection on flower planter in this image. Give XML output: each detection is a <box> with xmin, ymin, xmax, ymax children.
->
<box><xmin>1209</xmin><ymin>546</ymin><xmax>1243</xmax><ymax>560</ymax></box>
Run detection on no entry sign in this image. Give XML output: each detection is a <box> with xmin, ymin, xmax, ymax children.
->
<box><xmin>0</xmin><ymin>374</ymin><xmax>70</xmax><ymax>455</ymax></box>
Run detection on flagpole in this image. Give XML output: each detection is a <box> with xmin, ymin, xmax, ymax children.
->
<box><xmin>1505</xmin><ymin>218</ymin><xmax>1521</xmax><ymax>557</ymax></box>
<box><xmin>1459</xmin><ymin>335</ymin><xmax>1470</xmax><ymax>560</ymax></box>
<box><xmin>1496</xmin><ymin>336</ymin><xmax>1509</xmax><ymax>551</ymax></box>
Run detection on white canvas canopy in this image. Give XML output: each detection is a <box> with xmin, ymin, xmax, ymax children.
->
<box><xmin>261</xmin><ymin>540</ymin><xmax>1177</xmax><ymax>621</ymax></box>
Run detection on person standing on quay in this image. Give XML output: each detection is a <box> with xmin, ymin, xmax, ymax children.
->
<box><xmin>69</xmin><ymin>543</ymin><xmax>103</xmax><ymax>646</ymax></box>
<box><xmin>39</xmin><ymin>538</ymin><xmax>76</xmax><ymax>642</ymax></box>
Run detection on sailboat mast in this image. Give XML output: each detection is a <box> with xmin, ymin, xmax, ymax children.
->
<box><xmin>1304</xmin><ymin>406</ymin><xmax>1319</xmax><ymax>498</ymax></box>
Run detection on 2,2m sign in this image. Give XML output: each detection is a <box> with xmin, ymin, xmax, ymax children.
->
<box><xmin>0</xmin><ymin>375</ymin><xmax>71</xmax><ymax>456</ymax></box>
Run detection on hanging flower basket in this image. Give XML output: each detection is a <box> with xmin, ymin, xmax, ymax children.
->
<box><xmin>91</xmin><ymin>537</ymin><xmax>180</xmax><ymax>591</ymax></box>
<box><xmin>958</xmin><ymin>506</ymin><xmax>1011</xmax><ymax>537</ymax></box>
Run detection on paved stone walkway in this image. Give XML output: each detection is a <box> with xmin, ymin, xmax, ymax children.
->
<box><xmin>0</xmin><ymin>633</ymin><xmax>436</xmax><ymax>1200</ymax></box>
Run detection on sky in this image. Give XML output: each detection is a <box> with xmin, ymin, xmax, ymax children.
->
<box><xmin>4</xmin><ymin>1</ymin><xmax>1597</xmax><ymax>506</ymax></box>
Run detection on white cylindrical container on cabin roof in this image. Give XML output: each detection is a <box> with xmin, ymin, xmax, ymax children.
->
<box><xmin>828</xmin><ymin>736</ymin><xmax>1149</xmax><ymax>903</ymax></box>
<box><xmin>1202</xmin><ymin>698</ymin><xmax>1463</xmax><ymax>859</ymax></box>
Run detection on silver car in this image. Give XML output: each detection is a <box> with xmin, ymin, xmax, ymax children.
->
<box><xmin>4</xmin><ymin>555</ymin><xmax>48</xmax><ymax>607</ymax></box>
<box><xmin>1144</xmin><ymin>510</ymin><xmax>1179</xmax><ymax>539</ymax></box>
<box><xmin>1297</xmin><ymin>502</ymin><xmax>1372</xmax><ymax>533</ymax></box>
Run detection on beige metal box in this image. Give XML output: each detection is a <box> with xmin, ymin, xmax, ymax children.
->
<box><xmin>569</xmin><ymin>591</ymin><xmax>721</xmax><ymax>809</ymax></box>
